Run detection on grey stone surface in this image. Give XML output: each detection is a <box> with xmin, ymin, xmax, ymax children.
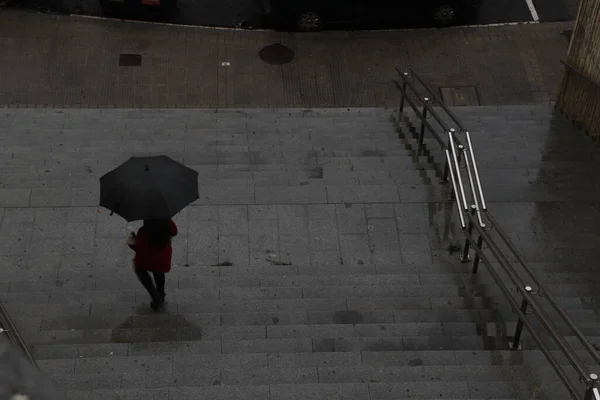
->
<box><xmin>1</xmin><ymin>107</ymin><xmax>599</xmax><ymax>399</ymax></box>
<box><xmin>168</xmin><ymin>386</ymin><xmax>270</xmax><ymax>400</ymax></box>
<box><xmin>270</xmin><ymin>383</ymin><xmax>370</xmax><ymax>400</ymax></box>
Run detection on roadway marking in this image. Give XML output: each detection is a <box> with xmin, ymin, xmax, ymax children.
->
<box><xmin>525</xmin><ymin>0</ymin><xmax>540</xmax><ymax>21</ymax></box>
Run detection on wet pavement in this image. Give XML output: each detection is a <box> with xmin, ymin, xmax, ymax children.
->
<box><xmin>0</xmin><ymin>6</ymin><xmax>598</xmax><ymax>400</ymax></box>
<box><xmin>1</xmin><ymin>106</ymin><xmax>600</xmax><ymax>398</ymax></box>
<box><xmin>0</xmin><ymin>10</ymin><xmax>572</xmax><ymax>108</ymax></box>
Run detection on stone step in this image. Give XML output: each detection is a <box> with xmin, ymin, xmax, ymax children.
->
<box><xmin>4</xmin><ymin>284</ymin><xmax>600</xmax><ymax>311</ymax></box>
<box><xmin>54</xmin><ymin>384</ymin><xmax>529</xmax><ymax>400</ymax></box>
<box><xmin>39</xmin><ymin>364</ymin><xmax>560</xmax><ymax>386</ymax></box>
<box><xmin>25</xmin><ymin>310</ymin><xmax>505</xmax><ymax>328</ymax></box>
<box><xmin>7</xmin><ymin>267</ymin><xmax>600</xmax><ymax>294</ymax></box>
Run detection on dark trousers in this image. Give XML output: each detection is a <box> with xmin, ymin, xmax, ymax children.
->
<box><xmin>134</xmin><ymin>267</ymin><xmax>166</xmax><ymax>301</ymax></box>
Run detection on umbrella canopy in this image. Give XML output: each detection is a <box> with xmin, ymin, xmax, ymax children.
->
<box><xmin>99</xmin><ymin>155</ymin><xmax>198</xmax><ymax>222</ymax></box>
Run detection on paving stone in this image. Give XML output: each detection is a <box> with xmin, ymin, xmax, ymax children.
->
<box><xmin>51</xmin><ymin>373</ymin><xmax>122</xmax><ymax>390</ymax></box>
<box><xmin>248</xmin><ymin>205</ymin><xmax>279</xmax><ymax>220</ymax></box>
<box><xmin>222</xmin><ymin>367</ymin><xmax>318</xmax><ymax>385</ymax></box>
<box><xmin>3</xmin><ymin>207</ymin><xmax>35</xmax><ymax>223</ymax></box>
<box><xmin>270</xmin><ymin>383</ymin><xmax>370</xmax><ymax>400</ymax></box>
<box><xmin>195</xmin><ymin>186</ymin><xmax>254</xmax><ymax>205</ymax></box>
<box><xmin>218</xmin><ymin>235</ymin><xmax>249</xmax><ymax>265</ymax></box>
<box><xmin>365</xmin><ymin>204</ymin><xmax>396</xmax><ymax>219</ymax></box>
<box><xmin>173</xmin><ymin>354</ymin><xmax>267</xmax><ymax>371</ymax></box>
<box><xmin>63</xmin><ymin>222</ymin><xmax>95</xmax><ymax>254</ymax></box>
<box><xmin>249</xmin><ymin>219</ymin><xmax>278</xmax><ymax>251</ymax></box>
<box><xmin>260</xmin><ymin>274</ymin><xmax>420</xmax><ymax>287</ymax></box>
<box><xmin>280</xmin><ymin>235</ymin><xmax>311</xmax><ymax>265</ymax></box>
<box><xmin>367</xmin><ymin>219</ymin><xmax>400</xmax><ymax>252</ymax></box>
<box><xmin>222</xmin><ymin>338</ymin><xmax>313</xmax><ymax>353</ymax></box>
<box><xmin>74</xmin><ymin>355</ymin><xmax>173</xmax><ymax>374</ymax></box>
<box><xmin>399</xmin><ymin>234</ymin><xmax>433</xmax><ymax>264</ymax></box>
<box><xmin>347</xmin><ymin>297</ymin><xmax>431</xmax><ymax>310</ymax></box>
<box><xmin>120</xmin><ymin>370</ymin><xmax>221</xmax><ymax>388</ymax></box>
<box><xmin>0</xmin><ymin>222</ymin><xmax>32</xmax><ymax>255</ymax></box>
<box><xmin>308</xmin><ymin>311</ymin><xmax>395</xmax><ymax>325</ymax></box>
<box><xmin>369</xmin><ymin>382</ymin><xmax>470</xmax><ymax>399</ymax></box>
<box><xmin>256</xmin><ymin>187</ymin><xmax>327</xmax><ymax>204</ymax></box>
<box><xmin>63</xmin><ymin>388</ymin><xmax>169</xmax><ymax>400</ymax></box>
<box><xmin>0</xmin><ymin>188</ymin><xmax>31</xmax><ymax>207</ymax></box>
<box><xmin>128</xmin><ymin>341</ymin><xmax>221</xmax><ymax>356</ymax></box>
<box><xmin>336</xmin><ymin>204</ymin><xmax>367</xmax><ymax>234</ymax></box>
<box><xmin>218</xmin><ymin>205</ymin><xmax>248</xmax><ymax>236</ymax></box>
<box><xmin>327</xmin><ymin>186</ymin><xmax>400</xmax><ymax>204</ymax></box>
<box><xmin>178</xmin><ymin>298</ymin><xmax>347</xmax><ymax>313</ymax></box>
<box><xmin>268</xmin><ymin>353</ymin><xmax>362</xmax><ymax>368</ymax></box>
<box><xmin>168</xmin><ymin>386</ymin><xmax>270</xmax><ymax>400</ymax></box>
<box><xmin>220</xmin><ymin>311</ymin><xmax>308</xmax><ymax>326</ymax></box>
<box><xmin>339</xmin><ymin>234</ymin><xmax>371</xmax><ymax>265</ymax></box>
<box><xmin>308</xmin><ymin>219</ymin><xmax>340</xmax><ymax>251</ymax></box>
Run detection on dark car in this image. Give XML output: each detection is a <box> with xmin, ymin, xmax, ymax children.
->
<box><xmin>258</xmin><ymin>0</ymin><xmax>480</xmax><ymax>31</ymax></box>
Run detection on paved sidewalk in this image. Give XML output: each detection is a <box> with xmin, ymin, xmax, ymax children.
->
<box><xmin>0</xmin><ymin>10</ymin><xmax>572</xmax><ymax>108</ymax></box>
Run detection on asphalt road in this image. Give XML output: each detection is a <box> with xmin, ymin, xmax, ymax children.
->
<box><xmin>1</xmin><ymin>0</ymin><xmax>580</xmax><ymax>29</ymax></box>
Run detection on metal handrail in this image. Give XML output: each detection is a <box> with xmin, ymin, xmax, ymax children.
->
<box><xmin>485</xmin><ymin>211</ymin><xmax>600</xmax><ymax>365</ymax></box>
<box><xmin>560</xmin><ymin>60</ymin><xmax>600</xmax><ymax>90</ymax></box>
<box><xmin>393</xmin><ymin>70</ymin><xmax>487</xmax><ymax>226</ymax></box>
<box><xmin>408</xmin><ymin>67</ymin><xmax>467</xmax><ymax>132</ymax></box>
<box><xmin>393</xmin><ymin>67</ymin><xmax>600</xmax><ymax>400</ymax></box>
<box><xmin>0</xmin><ymin>300</ymin><xmax>37</xmax><ymax>368</ymax></box>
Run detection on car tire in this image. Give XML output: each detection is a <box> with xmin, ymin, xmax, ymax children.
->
<box><xmin>432</xmin><ymin>4</ymin><xmax>458</xmax><ymax>26</ymax></box>
<box><xmin>296</xmin><ymin>11</ymin><xmax>323</xmax><ymax>31</ymax></box>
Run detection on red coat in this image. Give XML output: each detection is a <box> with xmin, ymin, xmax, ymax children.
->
<box><xmin>129</xmin><ymin>220</ymin><xmax>178</xmax><ymax>273</ymax></box>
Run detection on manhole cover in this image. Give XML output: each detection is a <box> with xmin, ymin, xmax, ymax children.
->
<box><xmin>258</xmin><ymin>43</ymin><xmax>294</xmax><ymax>65</ymax></box>
<box><xmin>119</xmin><ymin>54</ymin><xmax>142</xmax><ymax>67</ymax></box>
<box><xmin>440</xmin><ymin>86</ymin><xmax>480</xmax><ymax>106</ymax></box>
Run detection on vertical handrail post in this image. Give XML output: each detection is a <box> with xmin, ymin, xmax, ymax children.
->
<box><xmin>399</xmin><ymin>72</ymin><xmax>409</xmax><ymax>115</ymax></box>
<box><xmin>511</xmin><ymin>285</ymin><xmax>533</xmax><ymax>350</ymax></box>
<box><xmin>417</xmin><ymin>97</ymin><xmax>429</xmax><ymax>154</ymax></box>
<box><xmin>472</xmin><ymin>232</ymin><xmax>485</xmax><ymax>274</ymax></box>
<box><xmin>584</xmin><ymin>374</ymin><xmax>600</xmax><ymax>400</ymax></box>
<box><xmin>447</xmin><ymin>142</ymin><xmax>464</xmax><ymax>202</ymax></box>
<box><xmin>442</xmin><ymin>139</ymin><xmax>450</xmax><ymax>183</ymax></box>
<box><xmin>461</xmin><ymin>205</ymin><xmax>477</xmax><ymax>263</ymax></box>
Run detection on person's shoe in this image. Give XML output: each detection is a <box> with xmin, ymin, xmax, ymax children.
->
<box><xmin>159</xmin><ymin>291</ymin><xmax>166</xmax><ymax>302</ymax></box>
<box><xmin>150</xmin><ymin>299</ymin><xmax>164</xmax><ymax>311</ymax></box>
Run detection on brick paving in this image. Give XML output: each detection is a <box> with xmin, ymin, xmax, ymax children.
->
<box><xmin>0</xmin><ymin>10</ymin><xmax>572</xmax><ymax>108</ymax></box>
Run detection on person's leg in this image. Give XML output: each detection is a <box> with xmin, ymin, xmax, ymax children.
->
<box><xmin>134</xmin><ymin>267</ymin><xmax>161</xmax><ymax>306</ymax></box>
<box><xmin>152</xmin><ymin>272</ymin><xmax>166</xmax><ymax>300</ymax></box>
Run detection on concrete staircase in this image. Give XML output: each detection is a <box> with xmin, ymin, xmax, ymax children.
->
<box><xmin>1</xmin><ymin>106</ymin><xmax>599</xmax><ymax>399</ymax></box>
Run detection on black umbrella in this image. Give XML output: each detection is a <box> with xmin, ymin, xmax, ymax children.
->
<box><xmin>99</xmin><ymin>155</ymin><xmax>198</xmax><ymax>222</ymax></box>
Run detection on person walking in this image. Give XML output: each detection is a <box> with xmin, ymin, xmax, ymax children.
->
<box><xmin>127</xmin><ymin>219</ymin><xmax>178</xmax><ymax>310</ymax></box>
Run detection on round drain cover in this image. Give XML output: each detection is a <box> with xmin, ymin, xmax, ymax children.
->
<box><xmin>259</xmin><ymin>43</ymin><xmax>295</xmax><ymax>65</ymax></box>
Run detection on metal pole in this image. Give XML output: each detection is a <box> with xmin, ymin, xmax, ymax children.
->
<box><xmin>461</xmin><ymin>205</ymin><xmax>477</xmax><ymax>263</ymax></box>
<box><xmin>472</xmin><ymin>232</ymin><xmax>485</xmax><ymax>274</ymax></box>
<box><xmin>464</xmin><ymin>130</ymin><xmax>487</xmax><ymax>211</ymax></box>
<box><xmin>417</xmin><ymin>97</ymin><xmax>429</xmax><ymax>154</ymax></box>
<box><xmin>442</xmin><ymin>139</ymin><xmax>450</xmax><ymax>183</ymax></box>
<box><xmin>447</xmin><ymin>143</ymin><xmax>464</xmax><ymax>202</ymax></box>
<box><xmin>511</xmin><ymin>285</ymin><xmax>533</xmax><ymax>350</ymax></box>
<box><xmin>584</xmin><ymin>374</ymin><xmax>600</xmax><ymax>400</ymax></box>
<box><xmin>445</xmin><ymin>149</ymin><xmax>466</xmax><ymax>228</ymax></box>
<box><xmin>399</xmin><ymin>72</ymin><xmax>409</xmax><ymax>114</ymax></box>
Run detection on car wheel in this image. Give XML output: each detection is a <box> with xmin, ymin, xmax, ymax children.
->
<box><xmin>296</xmin><ymin>11</ymin><xmax>323</xmax><ymax>31</ymax></box>
<box><xmin>432</xmin><ymin>4</ymin><xmax>458</xmax><ymax>26</ymax></box>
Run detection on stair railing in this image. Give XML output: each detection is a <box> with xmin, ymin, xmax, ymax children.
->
<box><xmin>0</xmin><ymin>299</ymin><xmax>37</xmax><ymax>368</ymax></box>
<box><xmin>393</xmin><ymin>67</ymin><xmax>600</xmax><ymax>400</ymax></box>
